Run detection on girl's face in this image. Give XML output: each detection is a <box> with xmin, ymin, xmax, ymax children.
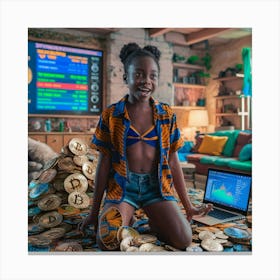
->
<box><xmin>126</xmin><ymin>56</ymin><xmax>159</xmax><ymax>102</ymax></box>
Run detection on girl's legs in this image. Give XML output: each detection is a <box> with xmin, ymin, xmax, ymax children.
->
<box><xmin>143</xmin><ymin>200</ymin><xmax>192</xmax><ymax>250</ymax></box>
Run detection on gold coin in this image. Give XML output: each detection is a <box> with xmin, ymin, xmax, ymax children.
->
<box><xmin>73</xmin><ymin>155</ymin><xmax>89</xmax><ymax>166</ymax></box>
<box><xmin>55</xmin><ymin>242</ymin><xmax>83</xmax><ymax>252</ymax></box>
<box><xmin>68</xmin><ymin>138</ymin><xmax>88</xmax><ymax>156</ymax></box>
<box><xmin>38</xmin><ymin>168</ymin><xmax>57</xmax><ymax>184</ymax></box>
<box><xmin>117</xmin><ymin>226</ymin><xmax>140</xmax><ymax>242</ymax></box>
<box><xmin>82</xmin><ymin>162</ymin><xmax>95</xmax><ymax>180</ymax></box>
<box><xmin>28</xmin><ymin>235</ymin><xmax>51</xmax><ymax>247</ymax></box>
<box><xmin>64</xmin><ymin>173</ymin><xmax>88</xmax><ymax>193</ymax></box>
<box><xmin>201</xmin><ymin>238</ymin><xmax>224</xmax><ymax>252</ymax></box>
<box><xmin>139</xmin><ymin>243</ymin><xmax>165</xmax><ymax>252</ymax></box>
<box><xmin>40</xmin><ymin>227</ymin><xmax>66</xmax><ymax>240</ymax></box>
<box><xmin>57</xmin><ymin>204</ymin><xmax>81</xmax><ymax>216</ymax></box>
<box><xmin>68</xmin><ymin>191</ymin><xmax>90</xmax><ymax>209</ymax></box>
<box><xmin>58</xmin><ymin>157</ymin><xmax>76</xmax><ymax>172</ymax></box>
<box><xmin>38</xmin><ymin>211</ymin><xmax>63</xmax><ymax>228</ymax></box>
<box><xmin>132</xmin><ymin>234</ymin><xmax>157</xmax><ymax>246</ymax></box>
<box><xmin>198</xmin><ymin>230</ymin><xmax>215</xmax><ymax>241</ymax></box>
<box><xmin>38</xmin><ymin>194</ymin><xmax>62</xmax><ymax>211</ymax></box>
<box><xmin>215</xmin><ymin>231</ymin><xmax>229</xmax><ymax>240</ymax></box>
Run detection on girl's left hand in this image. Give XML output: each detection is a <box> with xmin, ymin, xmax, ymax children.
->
<box><xmin>186</xmin><ymin>203</ymin><xmax>213</xmax><ymax>222</ymax></box>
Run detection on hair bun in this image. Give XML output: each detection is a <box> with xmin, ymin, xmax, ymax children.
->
<box><xmin>143</xmin><ymin>45</ymin><xmax>161</xmax><ymax>60</ymax></box>
<box><xmin>119</xmin><ymin>43</ymin><xmax>141</xmax><ymax>64</ymax></box>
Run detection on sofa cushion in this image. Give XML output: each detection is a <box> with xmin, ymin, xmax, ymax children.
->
<box><xmin>198</xmin><ymin>135</ymin><xmax>228</xmax><ymax>156</ymax></box>
<box><xmin>200</xmin><ymin>156</ymin><xmax>220</xmax><ymax>165</ymax></box>
<box><xmin>214</xmin><ymin>157</ymin><xmax>238</xmax><ymax>166</ymax></box>
<box><xmin>228</xmin><ymin>160</ymin><xmax>252</xmax><ymax>171</ymax></box>
<box><xmin>233</xmin><ymin>132</ymin><xmax>252</xmax><ymax>157</ymax></box>
<box><xmin>239</xmin><ymin>143</ymin><xmax>252</xmax><ymax>161</ymax></box>
<box><xmin>211</xmin><ymin>130</ymin><xmax>240</xmax><ymax>157</ymax></box>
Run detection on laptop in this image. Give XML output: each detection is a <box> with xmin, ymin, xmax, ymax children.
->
<box><xmin>192</xmin><ymin>168</ymin><xmax>252</xmax><ymax>226</ymax></box>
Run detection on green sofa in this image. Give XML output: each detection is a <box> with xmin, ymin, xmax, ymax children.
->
<box><xmin>187</xmin><ymin>130</ymin><xmax>252</xmax><ymax>175</ymax></box>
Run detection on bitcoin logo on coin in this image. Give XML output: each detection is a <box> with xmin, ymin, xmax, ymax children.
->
<box><xmin>68</xmin><ymin>191</ymin><xmax>90</xmax><ymax>209</ymax></box>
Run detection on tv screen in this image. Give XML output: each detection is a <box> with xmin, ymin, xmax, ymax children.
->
<box><xmin>28</xmin><ymin>40</ymin><xmax>104</xmax><ymax>116</ymax></box>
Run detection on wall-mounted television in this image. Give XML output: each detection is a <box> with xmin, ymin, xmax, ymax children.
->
<box><xmin>28</xmin><ymin>40</ymin><xmax>104</xmax><ymax>116</ymax></box>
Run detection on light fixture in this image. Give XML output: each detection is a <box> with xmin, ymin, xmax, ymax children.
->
<box><xmin>188</xmin><ymin>110</ymin><xmax>209</xmax><ymax>139</ymax></box>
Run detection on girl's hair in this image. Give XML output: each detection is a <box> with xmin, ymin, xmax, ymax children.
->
<box><xmin>119</xmin><ymin>42</ymin><xmax>161</xmax><ymax>73</ymax></box>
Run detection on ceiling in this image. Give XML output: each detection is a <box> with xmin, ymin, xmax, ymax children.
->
<box><xmin>69</xmin><ymin>27</ymin><xmax>252</xmax><ymax>50</ymax></box>
<box><xmin>148</xmin><ymin>28</ymin><xmax>252</xmax><ymax>49</ymax></box>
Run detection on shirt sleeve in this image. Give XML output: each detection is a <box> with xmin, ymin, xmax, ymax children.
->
<box><xmin>169</xmin><ymin>113</ymin><xmax>184</xmax><ymax>153</ymax></box>
<box><xmin>91</xmin><ymin>110</ymin><xmax>112</xmax><ymax>156</ymax></box>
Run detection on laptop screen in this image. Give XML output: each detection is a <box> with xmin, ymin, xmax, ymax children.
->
<box><xmin>204</xmin><ymin>169</ymin><xmax>252</xmax><ymax>212</ymax></box>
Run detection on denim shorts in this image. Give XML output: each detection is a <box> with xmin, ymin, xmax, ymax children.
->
<box><xmin>123</xmin><ymin>170</ymin><xmax>176</xmax><ymax>209</ymax></box>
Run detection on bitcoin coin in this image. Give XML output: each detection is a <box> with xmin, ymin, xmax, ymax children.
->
<box><xmin>29</xmin><ymin>183</ymin><xmax>49</xmax><ymax>199</ymax></box>
<box><xmin>40</xmin><ymin>227</ymin><xmax>66</xmax><ymax>240</ymax></box>
<box><xmin>38</xmin><ymin>211</ymin><xmax>63</xmax><ymax>228</ymax></box>
<box><xmin>132</xmin><ymin>234</ymin><xmax>157</xmax><ymax>246</ymax></box>
<box><xmin>58</xmin><ymin>204</ymin><xmax>81</xmax><ymax>216</ymax></box>
<box><xmin>55</xmin><ymin>242</ymin><xmax>83</xmax><ymax>252</ymax></box>
<box><xmin>28</xmin><ymin>206</ymin><xmax>42</xmax><ymax>217</ymax></box>
<box><xmin>38</xmin><ymin>194</ymin><xmax>62</xmax><ymax>211</ymax></box>
<box><xmin>224</xmin><ymin>227</ymin><xmax>251</xmax><ymax>239</ymax></box>
<box><xmin>73</xmin><ymin>155</ymin><xmax>89</xmax><ymax>166</ymax></box>
<box><xmin>64</xmin><ymin>173</ymin><xmax>88</xmax><ymax>193</ymax></box>
<box><xmin>28</xmin><ymin>235</ymin><xmax>52</xmax><ymax>247</ymax></box>
<box><xmin>82</xmin><ymin>162</ymin><xmax>95</xmax><ymax>180</ymax></box>
<box><xmin>28</xmin><ymin>223</ymin><xmax>46</xmax><ymax>235</ymax></box>
<box><xmin>38</xmin><ymin>168</ymin><xmax>57</xmax><ymax>184</ymax></box>
<box><xmin>68</xmin><ymin>138</ymin><xmax>88</xmax><ymax>156</ymax></box>
<box><xmin>117</xmin><ymin>226</ymin><xmax>140</xmax><ymax>242</ymax></box>
<box><xmin>198</xmin><ymin>230</ymin><xmax>215</xmax><ymax>241</ymax></box>
<box><xmin>58</xmin><ymin>157</ymin><xmax>76</xmax><ymax>172</ymax></box>
<box><xmin>201</xmin><ymin>238</ymin><xmax>224</xmax><ymax>252</ymax></box>
<box><xmin>186</xmin><ymin>243</ymin><xmax>203</xmax><ymax>252</ymax></box>
<box><xmin>68</xmin><ymin>191</ymin><xmax>90</xmax><ymax>209</ymax></box>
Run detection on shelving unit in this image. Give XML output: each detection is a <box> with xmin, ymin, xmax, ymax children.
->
<box><xmin>172</xmin><ymin>62</ymin><xmax>207</xmax><ymax>107</ymax></box>
<box><xmin>214</xmin><ymin>75</ymin><xmax>251</xmax><ymax>130</ymax></box>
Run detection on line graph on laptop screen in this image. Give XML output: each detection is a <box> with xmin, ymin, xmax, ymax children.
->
<box><xmin>205</xmin><ymin>170</ymin><xmax>251</xmax><ymax>211</ymax></box>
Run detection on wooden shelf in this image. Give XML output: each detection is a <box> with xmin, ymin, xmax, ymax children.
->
<box><xmin>213</xmin><ymin>74</ymin><xmax>244</xmax><ymax>82</ymax></box>
<box><xmin>215</xmin><ymin>113</ymin><xmax>239</xmax><ymax>117</ymax></box>
<box><xmin>172</xmin><ymin>62</ymin><xmax>204</xmax><ymax>71</ymax></box>
<box><xmin>214</xmin><ymin>95</ymin><xmax>243</xmax><ymax>100</ymax></box>
<box><xmin>173</xmin><ymin>83</ymin><xmax>206</xmax><ymax>89</ymax></box>
<box><xmin>172</xmin><ymin>106</ymin><xmax>206</xmax><ymax>110</ymax></box>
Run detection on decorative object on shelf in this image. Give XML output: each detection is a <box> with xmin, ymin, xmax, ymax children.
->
<box><xmin>188</xmin><ymin>110</ymin><xmax>209</xmax><ymax>140</ymax></box>
<box><xmin>45</xmin><ymin>119</ymin><xmax>52</xmax><ymax>132</ymax></box>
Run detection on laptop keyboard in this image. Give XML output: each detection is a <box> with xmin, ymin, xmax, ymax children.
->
<box><xmin>208</xmin><ymin>208</ymin><xmax>238</xmax><ymax>219</ymax></box>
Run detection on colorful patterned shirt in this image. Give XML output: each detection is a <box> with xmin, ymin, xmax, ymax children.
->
<box><xmin>92</xmin><ymin>94</ymin><xmax>184</xmax><ymax>203</ymax></box>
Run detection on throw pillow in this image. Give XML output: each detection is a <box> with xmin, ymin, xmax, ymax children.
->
<box><xmin>239</xmin><ymin>143</ymin><xmax>252</xmax><ymax>161</ymax></box>
<box><xmin>233</xmin><ymin>132</ymin><xmax>252</xmax><ymax>157</ymax></box>
<box><xmin>198</xmin><ymin>135</ymin><xmax>228</xmax><ymax>156</ymax></box>
<box><xmin>211</xmin><ymin>130</ymin><xmax>240</xmax><ymax>157</ymax></box>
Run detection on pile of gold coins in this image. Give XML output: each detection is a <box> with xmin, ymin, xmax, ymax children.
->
<box><xmin>28</xmin><ymin>138</ymin><xmax>99</xmax><ymax>252</ymax></box>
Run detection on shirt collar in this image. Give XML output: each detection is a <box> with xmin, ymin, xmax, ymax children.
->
<box><xmin>113</xmin><ymin>94</ymin><xmax>167</xmax><ymax>118</ymax></box>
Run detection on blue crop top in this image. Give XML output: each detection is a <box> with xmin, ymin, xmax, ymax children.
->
<box><xmin>126</xmin><ymin>125</ymin><xmax>158</xmax><ymax>147</ymax></box>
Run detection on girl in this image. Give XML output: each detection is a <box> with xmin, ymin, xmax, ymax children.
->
<box><xmin>79</xmin><ymin>43</ymin><xmax>212</xmax><ymax>250</ymax></box>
